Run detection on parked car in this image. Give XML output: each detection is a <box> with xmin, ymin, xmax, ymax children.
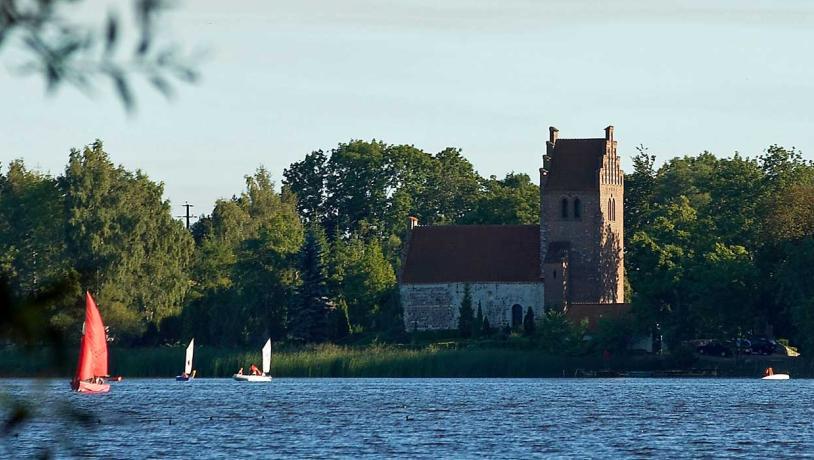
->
<box><xmin>697</xmin><ymin>341</ymin><xmax>732</xmax><ymax>357</ymax></box>
<box><xmin>749</xmin><ymin>337</ymin><xmax>778</xmax><ymax>355</ymax></box>
<box><xmin>731</xmin><ymin>338</ymin><xmax>752</xmax><ymax>355</ymax></box>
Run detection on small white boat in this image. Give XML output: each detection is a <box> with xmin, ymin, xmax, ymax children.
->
<box><xmin>762</xmin><ymin>374</ymin><xmax>790</xmax><ymax>380</ymax></box>
<box><xmin>176</xmin><ymin>338</ymin><xmax>196</xmax><ymax>381</ymax></box>
<box><xmin>761</xmin><ymin>367</ymin><xmax>789</xmax><ymax>380</ymax></box>
<box><xmin>233</xmin><ymin>339</ymin><xmax>272</xmax><ymax>382</ymax></box>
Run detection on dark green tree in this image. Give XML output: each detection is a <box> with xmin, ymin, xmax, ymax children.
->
<box><xmin>0</xmin><ymin>160</ymin><xmax>70</xmax><ymax>296</ymax></box>
<box><xmin>482</xmin><ymin>316</ymin><xmax>492</xmax><ymax>337</ymax></box>
<box><xmin>290</xmin><ymin>225</ymin><xmax>330</xmax><ymax>342</ymax></box>
<box><xmin>424</xmin><ymin>148</ymin><xmax>480</xmax><ymax>225</ymax></box>
<box><xmin>330</xmin><ymin>237</ymin><xmax>396</xmax><ymax>331</ymax></box>
<box><xmin>183</xmin><ymin>168</ymin><xmax>303</xmax><ymax>345</ymax></box>
<box><xmin>283</xmin><ymin>150</ymin><xmax>328</xmax><ymax>225</ymax></box>
<box><xmin>61</xmin><ymin>140</ymin><xmax>194</xmax><ymax>342</ymax></box>
<box><xmin>458</xmin><ymin>284</ymin><xmax>474</xmax><ymax>338</ymax></box>
<box><xmin>473</xmin><ymin>303</ymin><xmax>484</xmax><ymax>338</ymax></box>
<box><xmin>463</xmin><ymin>173</ymin><xmax>539</xmax><ymax>225</ymax></box>
<box><xmin>523</xmin><ymin>307</ymin><xmax>536</xmax><ymax>336</ymax></box>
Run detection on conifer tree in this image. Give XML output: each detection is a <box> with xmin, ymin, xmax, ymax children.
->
<box><xmin>291</xmin><ymin>225</ymin><xmax>330</xmax><ymax>342</ymax></box>
<box><xmin>523</xmin><ymin>307</ymin><xmax>536</xmax><ymax>336</ymax></box>
<box><xmin>458</xmin><ymin>284</ymin><xmax>474</xmax><ymax>338</ymax></box>
<box><xmin>482</xmin><ymin>317</ymin><xmax>492</xmax><ymax>337</ymax></box>
<box><xmin>474</xmin><ymin>303</ymin><xmax>484</xmax><ymax>338</ymax></box>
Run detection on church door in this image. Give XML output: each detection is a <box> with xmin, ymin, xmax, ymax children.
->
<box><xmin>511</xmin><ymin>304</ymin><xmax>523</xmax><ymax>330</ymax></box>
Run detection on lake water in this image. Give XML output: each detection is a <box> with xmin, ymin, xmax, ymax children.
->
<box><xmin>2</xmin><ymin>378</ymin><xmax>813</xmax><ymax>458</ymax></box>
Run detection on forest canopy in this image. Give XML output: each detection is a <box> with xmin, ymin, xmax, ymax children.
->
<box><xmin>1</xmin><ymin>140</ymin><xmax>813</xmax><ymax>351</ymax></box>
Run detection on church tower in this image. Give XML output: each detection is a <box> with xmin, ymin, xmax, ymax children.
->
<box><xmin>539</xmin><ymin>126</ymin><xmax>624</xmax><ymax>309</ymax></box>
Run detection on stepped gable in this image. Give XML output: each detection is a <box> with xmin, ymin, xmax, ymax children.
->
<box><xmin>401</xmin><ymin>225</ymin><xmax>541</xmax><ymax>283</ymax></box>
<box><xmin>544</xmin><ymin>138</ymin><xmax>606</xmax><ymax>191</ymax></box>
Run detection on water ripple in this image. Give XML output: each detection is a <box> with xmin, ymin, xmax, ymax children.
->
<box><xmin>2</xmin><ymin>378</ymin><xmax>814</xmax><ymax>459</ymax></box>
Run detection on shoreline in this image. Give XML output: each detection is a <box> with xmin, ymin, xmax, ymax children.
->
<box><xmin>1</xmin><ymin>345</ymin><xmax>808</xmax><ymax>379</ymax></box>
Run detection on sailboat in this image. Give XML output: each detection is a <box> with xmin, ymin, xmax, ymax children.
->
<box><xmin>176</xmin><ymin>338</ymin><xmax>196</xmax><ymax>381</ymax></box>
<box><xmin>71</xmin><ymin>291</ymin><xmax>110</xmax><ymax>394</ymax></box>
<box><xmin>233</xmin><ymin>338</ymin><xmax>272</xmax><ymax>382</ymax></box>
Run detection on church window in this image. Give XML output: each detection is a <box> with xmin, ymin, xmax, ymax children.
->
<box><xmin>612</xmin><ymin>198</ymin><xmax>617</xmax><ymax>221</ymax></box>
<box><xmin>561</xmin><ymin>198</ymin><xmax>569</xmax><ymax>219</ymax></box>
<box><xmin>608</xmin><ymin>198</ymin><xmax>613</xmax><ymax>221</ymax></box>
<box><xmin>574</xmin><ymin>198</ymin><xmax>582</xmax><ymax>219</ymax></box>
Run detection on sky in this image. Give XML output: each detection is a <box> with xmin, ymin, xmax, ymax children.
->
<box><xmin>1</xmin><ymin>0</ymin><xmax>813</xmax><ymax>219</ymax></box>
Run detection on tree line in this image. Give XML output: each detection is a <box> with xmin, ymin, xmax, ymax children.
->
<box><xmin>0</xmin><ymin>139</ymin><xmax>539</xmax><ymax>347</ymax></box>
<box><xmin>625</xmin><ymin>145</ymin><xmax>814</xmax><ymax>352</ymax></box>
<box><xmin>2</xmin><ymin>139</ymin><xmax>813</xmax><ymax>352</ymax></box>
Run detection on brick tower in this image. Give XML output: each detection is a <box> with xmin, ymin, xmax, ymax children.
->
<box><xmin>539</xmin><ymin>126</ymin><xmax>624</xmax><ymax>309</ymax></box>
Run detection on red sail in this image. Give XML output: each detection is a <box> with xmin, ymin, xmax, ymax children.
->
<box><xmin>74</xmin><ymin>292</ymin><xmax>109</xmax><ymax>383</ymax></box>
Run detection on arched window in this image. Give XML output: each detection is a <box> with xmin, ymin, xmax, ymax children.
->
<box><xmin>574</xmin><ymin>198</ymin><xmax>582</xmax><ymax>219</ymax></box>
<box><xmin>561</xmin><ymin>198</ymin><xmax>569</xmax><ymax>219</ymax></box>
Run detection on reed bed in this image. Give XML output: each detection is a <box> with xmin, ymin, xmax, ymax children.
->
<box><xmin>2</xmin><ymin>345</ymin><xmax>811</xmax><ymax>378</ymax></box>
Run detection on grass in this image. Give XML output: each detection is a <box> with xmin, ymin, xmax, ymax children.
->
<box><xmin>0</xmin><ymin>344</ymin><xmax>612</xmax><ymax>378</ymax></box>
<box><xmin>2</xmin><ymin>344</ymin><xmax>811</xmax><ymax>378</ymax></box>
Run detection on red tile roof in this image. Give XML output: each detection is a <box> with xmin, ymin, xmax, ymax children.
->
<box><xmin>401</xmin><ymin>225</ymin><xmax>541</xmax><ymax>283</ymax></box>
<box><xmin>545</xmin><ymin>138</ymin><xmax>606</xmax><ymax>191</ymax></box>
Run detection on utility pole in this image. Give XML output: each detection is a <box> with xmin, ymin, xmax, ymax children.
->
<box><xmin>177</xmin><ymin>202</ymin><xmax>197</xmax><ymax>230</ymax></box>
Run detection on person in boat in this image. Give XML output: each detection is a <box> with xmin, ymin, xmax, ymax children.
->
<box><xmin>764</xmin><ymin>367</ymin><xmax>774</xmax><ymax>377</ymax></box>
<box><xmin>237</xmin><ymin>367</ymin><xmax>244</xmax><ymax>375</ymax></box>
<box><xmin>249</xmin><ymin>364</ymin><xmax>262</xmax><ymax>376</ymax></box>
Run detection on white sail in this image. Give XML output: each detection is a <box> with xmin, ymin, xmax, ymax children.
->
<box><xmin>184</xmin><ymin>338</ymin><xmax>195</xmax><ymax>375</ymax></box>
<box><xmin>262</xmin><ymin>339</ymin><xmax>272</xmax><ymax>374</ymax></box>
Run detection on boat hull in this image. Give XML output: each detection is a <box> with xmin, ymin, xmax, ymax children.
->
<box><xmin>176</xmin><ymin>375</ymin><xmax>194</xmax><ymax>382</ymax></box>
<box><xmin>762</xmin><ymin>374</ymin><xmax>790</xmax><ymax>380</ymax></box>
<box><xmin>233</xmin><ymin>374</ymin><xmax>272</xmax><ymax>382</ymax></box>
<box><xmin>74</xmin><ymin>381</ymin><xmax>111</xmax><ymax>393</ymax></box>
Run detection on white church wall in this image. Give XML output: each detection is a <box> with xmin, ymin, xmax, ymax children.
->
<box><xmin>401</xmin><ymin>282</ymin><xmax>544</xmax><ymax>331</ymax></box>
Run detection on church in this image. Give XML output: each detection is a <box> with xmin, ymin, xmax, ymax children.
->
<box><xmin>399</xmin><ymin>126</ymin><xmax>628</xmax><ymax>331</ymax></box>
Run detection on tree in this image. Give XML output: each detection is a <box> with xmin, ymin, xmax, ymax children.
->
<box><xmin>326</xmin><ymin>299</ymin><xmax>351</xmax><ymax>341</ymax></box>
<box><xmin>0</xmin><ymin>0</ymin><xmax>200</xmax><ymax>111</ymax></box>
<box><xmin>330</xmin><ymin>237</ymin><xmax>396</xmax><ymax>331</ymax></box>
<box><xmin>463</xmin><ymin>173</ymin><xmax>539</xmax><ymax>225</ymax></box>
<box><xmin>458</xmin><ymin>284</ymin><xmax>474</xmax><ymax>338</ymax></box>
<box><xmin>424</xmin><ymin>148</ymin><xmax>480</xmax><ymax>225</ymax></box>
<box><xmin>482</xmin><ymin>316</ymin><xmax>492</xmax><ymax>337</ymax></box>
<box><xmin>283</xmin><ymin>150</ymin><xmax>328</xmax><ymax>225</ymax></box>
<box><xmin>290</xmin><ymin>225</ymin><xmax>330</xmax><ymax>342</ymax></box>
<box><xmin>323</xmin><ymin>140</ymin><xmax>393</xmax><ymax>239</ymax></box>
<box><xmin>182</xmin><ymin>168</ymin><xmax>303</xmax><ymax>345</ymax></box>
<box><xmin>625</xmin><ymin>145</ymin><xmax>657</xmax><ymax>239</ymax></box>
<box><xmin>473</xmin><ymin>303</ymin><xmax>484</xmax><ymax>338</ymax></box>
<box><xmin>523</xmin><ymin>307</ymin><xmax>536</xmax><ymax>336</ymax></box>
<box><xmin>61</xmin><ymin>140</ymin><xmax>194</xmax><ymax>342</ymax></box>
<box><xmin>537</xmin><ymin>311</ymin><xmax>586</xmax><ymax>354</ymax></box>
<box><xmin>0</xmin><ymin>160</ymin><xmax>70</xmax><ymax>296</ymax></box>
<box><xmin>229</xmin><ymin>169</ymin><xmax>304</xmax><ymax>343</ymax></box>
